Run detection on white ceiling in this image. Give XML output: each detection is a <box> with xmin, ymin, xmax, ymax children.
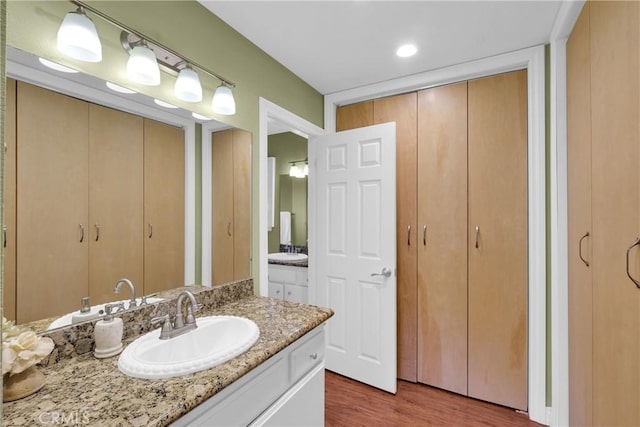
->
<box><xmin>199</xmin><ymin>1</ymin><xmax>563</xmax><ymax>95</ymax></box>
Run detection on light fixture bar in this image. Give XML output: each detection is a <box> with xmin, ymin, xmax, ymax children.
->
<box><xmin>69</xmin><ymin>0</ymin><xmax>236</xmax><ymax>88</ymax></box>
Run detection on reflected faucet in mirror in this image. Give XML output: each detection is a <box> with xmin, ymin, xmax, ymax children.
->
<box><xmin>114</xmin><ymin>278</ymin><xmax>137</xmax><ymax>310</ymax></box>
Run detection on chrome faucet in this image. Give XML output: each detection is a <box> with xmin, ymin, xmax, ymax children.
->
<box><xmin>114</xmin><ymin>278</ymin><xmax>137</xmax><ymax>310</ymax></box>
<box><xmin>150</xmin><ymin>291</ymin><xmax>199</xmax><ymax>340</ymax></box>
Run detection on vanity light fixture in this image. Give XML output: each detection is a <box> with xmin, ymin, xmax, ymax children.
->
<box><xmin>175</xmin><ymin>66</ymin><xmax>203</xmax><ymax>103</ymax></box>
<box><xmin>212</xmin><ymin>83</ymin><xmax>236</xmax><ymax>116</ymax></box>
<box><xmin>303</xmin><ymin>163</ymin><xmax>309</xmax><ymax>177</ymax></box>
<box><xmin>289</xmin><ymin>164</ymin><xmax>302</xmax><ymax>178</ymax></box>
<box><xmin>127</xmin><ymin>42</ymin><xmax>161</xmax><ymax>86</ymax></box>
<box><xmin>289</xmin><ymin>159</ymin><xmax>308</xmax><ymax>178</ymax></box>
<box><xmin>106</xmin><ymin>81</ymin><xmax>136</xmax><ymax>94</ymax></box>
<box><xmin>38</xmin><ymin>57</ymin><xmax>78</xmax><ymax>74</ymax></box>
<box><xmin>154</xmin><ymin>99</ymin><xmax>179</xmax><ymax>109</ymax></box>
<box><xmin>396</xmin><ymin>44</ymin><xmax>418</xmax><ymax>58</ymax></box>
<box><xmin>192</xmin><ymin>112</ymin><xmax>213</xmax><ymax>121</ymax></box>
<box><xmin>57</xmin><ymin>6</ymin><xmax>103</xmax><ymax>62</ymax></box>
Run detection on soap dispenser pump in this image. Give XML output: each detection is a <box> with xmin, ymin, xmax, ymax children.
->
<box><xmin>94</xmin><ymin>303</ymin><xmax>124</xmax><ymax>359</ymax></box>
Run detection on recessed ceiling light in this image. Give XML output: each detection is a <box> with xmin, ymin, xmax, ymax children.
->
<box><xmin>192</xmin><ymin>112</ymin><xmax>212</xmax><ymax>121</ymax></box>
<box><xmin>106</xmin><ymin>81</ymin><xmax>136</xmax><ymax>94</ymax></box>
<box><xmin>154</xmin><ymin>99</ymin><xmax>178</xmax><ymax>109</ymax></box>
<box><xmin>396</xmin><ymin>44</ymin><xmax>418</xmax><ymax>58</ymax></box>
<box><xmin>38</xmin><ymin>57</ymin><xmax>78</xmax><ymax>73</ymax></box>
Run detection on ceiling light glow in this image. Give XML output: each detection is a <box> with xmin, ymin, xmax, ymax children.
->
<box><xmin>396</xmin><ymin>44</ymin><xmax>417</xmax><ymax>58</ymax></box>
<box><xmin>106</xmin><ymin>81</ymin><xmax>136</xmax><ymax>94</ymax></box>
<box><xmin>38</xmin><ymin>57</ymin><xmax>79</xmax><ymax>73</ymax></box>
<box><xmin>154</xmin><ymin>99</ymin><xmax>178</xmax><ymax>109</ymax></box>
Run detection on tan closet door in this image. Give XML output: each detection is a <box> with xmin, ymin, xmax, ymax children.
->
<box><xmin>88</xmin><ymin>104</ymin><xmax>143</xmax><ymax>304</ymax></box>
<box><xmin>374</xmin><ymin>93</ymin><xmax>418</xmax><ymax>382</ymax></box>
<box><xmin>16</xmin><ymin>82</ymin><xmax>89</xmax><ymax>323</ymax></box>
<box><xmin>417</xmin><ymin>82</ymin><xmax>468</xmax><ymax>394</ymax></box>
<box><xmin>4</xmin><ymin>79</ymin><xmax>17</xmax><ymax>321</ymax></box>
<box><xmin>143</xmin><ymin>119</ymin><xmax>185</xmax><ymax>294</ymax></box>
<box><xmin>590</xmin><ymin>1</ymin><xmax>640</xmax><ymax>425</ymax></box>
<box><xmin>336</xmin><ymin>101</ymin><xmax>373</xmax><ymax>132</ymax></box>
<box><xmin>232</xmin><ymin>129</ymin><xmax>251</xmax><ymax>279</ymax></box>
<box><xmin>566</xmin><ymin>3</ymin><xmax>593</xmax><ymax>425</ymax></box>
<box><xmin>467</xmin><ymin>70</ymin><xmax>528</xmax><ymax>410</ymax></box>
<box><xmin>212</xmin><ymin>129</ymin><xmax>234</xmax><ymax>285</ymax></box>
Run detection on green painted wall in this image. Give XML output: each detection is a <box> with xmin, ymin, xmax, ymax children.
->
<box><xmin>267</xmin><ymin>132</ymin><xmax>308</xmax><ymax>252</ymax></box>
<box><xmin>5</xmin><ymin>1</ymin><xmax>324</xmax><ymax>289</ymax></box>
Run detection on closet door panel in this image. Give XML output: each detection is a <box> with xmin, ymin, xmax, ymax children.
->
<box><xmin>233</xmin><ymin>129</ymin><xmax>252</xmax><ymax>280</ymax></box>
<box><xmin>590</xmin><ymin>1</ymin><xmax>640</xmax><ymax>424</ymax></box>
<box><xmin>416</xmin><ymin>82</ymin><xmax>468</xmax><ymax>394</ymax></box>
<box><xmin>336</xmin><ymin>101</ymin><xmax>373</xmax><ymax>132</ymax></box>
<box><xmin>374</xmin><ymin>93</ymin><xmax>418</xmax><ymax>382</ymax></box>
<box><xmin>4</xmin><ymin>78</ymin><xmax>16</xmax><ymax>321</ymax></box>
<box><xmin>16</xmin><ymin>82</ymin><xmax>89</xmax><ymax>323</ymax></box>
<box><xmin>212</xmin><ymin>130</ymin><xmax>234</xmax><ymax>285</ymax></box>
<box><xmin>566</xmin><ymin>3</ymin><xmax>593</xmax><ymax>425</ymax></box>
<box><xmin>88</xmin><ymin>104</ymin><xmax>144</xmax><ymax>304</ymax></box>
<box><xmin>467</xmin><ymin>70</ymin><xmax>528</xmax><ymax>411</ymax></box>
<box><xmin>143</xmin><ymin>119</ymin><xmax>185</xmax><ymax>294</ymax></box>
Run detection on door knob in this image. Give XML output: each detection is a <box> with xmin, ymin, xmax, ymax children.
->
<box><xmin>371</xmin><ymin>267</ymin><xmax>392</xmax><ymax>278</ymax></box>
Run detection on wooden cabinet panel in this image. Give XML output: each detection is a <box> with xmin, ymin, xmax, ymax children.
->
<box><xmin>88</xmin><ymin>104</ymin><xmax>143</xmax><ymax>304</ymax></box>
<box><xmin>336</xmin><ymin>101</ymin><xmax>373</xmax><ymax>132</ymax></box>
<box><xmin>233</xmin><ymin>129</ymin><xmax>252</xmax><ymax>280</ymax></box>
<box><xmin>16</xmin><ymin>82</ymin><xmax>89</xmax><ymax>323</ymax></box>
<box><xmin>212</xmin><ymin>130</ymin><xmax>234</xmax><ymax>285</ymax></box>
<box><xmin>417</xmin><ymin>82</ymin><xmax>468</xmax><ymax>394</ymax></box>
<box><xmin>566</xmin><ymin>4</ymin><xmax>593</xmax><ymax>425</ymax></box>
<box><xmin>143</xmin><ymin>119</ymin><xmax>185</xmax><ymax>294</ymax></box>
<box><xmin>373</xmin><ymin>93</ymin><xmax>418</xmax><ymax>382</ymax></box>
<box><xmin>4</xmin><ymin>78</ymin><xmax>17</xmax><ymax>321</ymax></box>
<box><xmin>467</xmin><ymin>71</ymin><xmax>528</xmax><ymax>411</ymax></box>
<box><xmin>590</xmin><ymin>1</ymin><xmax>640</xmax><ymax>424</ymax></box>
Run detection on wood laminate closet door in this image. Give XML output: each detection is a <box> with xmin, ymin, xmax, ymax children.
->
<box><xmin>567</xmin><ymin>3</ymin><xmax>593</xmax><ymax>425</ymax></box>
<box><xmin>467</xmin><ymin>70</ymin><xmax>528</xmax><ymax>411</ymax></box>
<box><xmin>16</xmin><ymin>82</ymin><xmax>89</xmax><ymax>323</ymax></box>
<box><xmin>4</xmin><ymin>78</ymin><xmax>17</xmax><ymax>321</ymax></box>
<box><xmin>590</xmin><ymin>1</ymin><xmax>640</xmax><ymax>424</ymax></box>
<box><xmin>336</xmin><ymin>101</ymin><xmax>373</xmax><ymax>132</ymax></box>
<box><xmin>143</xmin><ymin>119</ymin><xmax>185</xmax><ymax>294</ymax></box>
<box><xmin>232</xmin><ymin>129</ymin><xmax>252</xmax><ymax>280</ymax></box>
<box><xmin>417</xmin><ymin>82</ymin><xmax>468</xmax><ymax>394</ymax></box>
<box><xmin>373</xmin><ymin>93</ymin><xmax>418</xmax><ymax>382</ymax></box>
<box><xmin>212</xmin><ymin>129</ymin><xmax>234</xmax><ymax>285</ymax></box>
<box><xmin>88</xmin><ymin>104</ymin><xmax>143</xmax><ymax>304</ymax></box>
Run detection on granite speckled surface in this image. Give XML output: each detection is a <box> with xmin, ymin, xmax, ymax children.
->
<box><xmin>267</xmin><ymin>259</ymin><xmax>308</xmax><ymax>268</ymax></box>
<box><xmin>3</xmin><ymin>283</ymin><xmax>333</xmax><ymax>426</ymax></box>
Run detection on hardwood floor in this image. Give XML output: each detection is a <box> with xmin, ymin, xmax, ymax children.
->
<box><xmin>325</xmin><ymin>371</ymin><xmax>543</xmax><ymax>427</ymax></box>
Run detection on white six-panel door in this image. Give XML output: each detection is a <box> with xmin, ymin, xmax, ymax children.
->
<box><xmin>314</xmin><ymin>122</ymin><xmax>397</xmax><ymax>393</ymax></box>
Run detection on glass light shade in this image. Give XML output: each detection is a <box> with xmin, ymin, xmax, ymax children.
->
<box><xmin>127</xmin><ymin>45</ymin><xmax>160</xmax><ymax>86</ymax></box>
<box><xmin>303</xmin><ymin>164</ymin><xmax>309</xmax><ymax>176</ymax></box>
<box><xmin>57</xmin><ymin>10</ymin><xmax>102</xmax><ymax>62</ymax></box>
<box><xmin>212</xmin><ymin>84</ymin><xmax>236</xmax><ymax>115</ymax></box>
<box><xmin>289</xmin><ymin>165</ymin><xmax>301</xmax><ymax>177</ymax></box>
<box><xmin>175</xmin><ymin>68</ymin><xmax>203</xmax><ymax>102</ymax></box>
<box><xmin>38</xmin><ymin>57</ymin><xmax>78</xmax><ymax>74</ymax></box>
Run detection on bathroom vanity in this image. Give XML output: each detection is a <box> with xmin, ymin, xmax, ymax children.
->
<box><xmin>2</xmin><ymin>280</ymin><xmax>332</xmax><ymax>426</ymax></box>
<box><xmin>268</xmin><ymin>257</ymin><xmax>309</xmax><ymax>304</ymax></box>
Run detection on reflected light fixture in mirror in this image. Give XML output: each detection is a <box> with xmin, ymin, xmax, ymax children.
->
<box><xmin>192</xmin><ymin>112</ymin><xmax>213</xmax><ymax>121</ymax></box>
<box><xmin>106</xmin><ymin>81</ymin><xmax>136</xmax><ymax>94</ymax></box>
<box><xmin>57</xmin><ymin>6</ymin><xmax>102</xmax><ymax>62</ymax></box>
<box><xmin>38</xmin><ymin>57</ymin><xmax>78</xmax><ymax>74</ymax></box>
<box><xmin>175</xmin><ymin>67</ymin><xmax>203</xmax><ymax>103</ymax></box>
<box><xmin>127</xmin><ymin>43</ymin><xmax>161</xmax><ymax>86</ymax></box>
<box><xmin>212</xmin><ymin>83</ymin><xmax>236</xmax><ymax>115</ymax></box>
<box><xmin>154</xmin><ymin>99</ymin><xmax>178</xmax><ymax>109</ymax></box>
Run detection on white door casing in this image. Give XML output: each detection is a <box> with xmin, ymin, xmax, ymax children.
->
<box><xmin>314</xmin><ymin>122</ymin><xmax>397</xmax><ymax>394</ymax></box>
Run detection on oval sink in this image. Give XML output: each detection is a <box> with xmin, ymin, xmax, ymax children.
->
<box><xmin>118</xmin><ymin>315</ymin><xmax>260</xmax><ymax>379</ymax></box>
<box><xmin>268</xmin><ymin>252</ymin><xmax>308</xmax><ymax>262</ymax></box>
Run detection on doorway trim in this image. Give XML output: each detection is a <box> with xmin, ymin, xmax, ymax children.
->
<box><xmin>258</xmin><ymin>98</ymin><xmax>324</xmax><ymax>298</ymax></box>
<box><xmin>324</xmin><ymin>45</ymin><xmax>546</xmax><ymax>424</ymax></box>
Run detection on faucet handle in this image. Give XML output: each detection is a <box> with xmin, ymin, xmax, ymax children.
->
<box><xmin>110</xmin><ymin>302</ymin><xmax>126</xmax><ymax>313</ymax></box>
<box><xmin>150</xmin><ymin>314</ymin><xmax>172</xmax><ymax>339</ymax></box>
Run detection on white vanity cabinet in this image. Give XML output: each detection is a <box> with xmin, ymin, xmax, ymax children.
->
<box><xmin>268</xmin><ymin>264</ymin><xmax>308</xmax><ymax>304</ymax></box>
<box><xmin>171</xmin><ymin>325</ymin><xmax>324</xmax><ymax>427</ymax></box>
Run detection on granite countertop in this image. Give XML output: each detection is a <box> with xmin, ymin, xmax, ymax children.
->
<box><xmin>267</xmin><ymin>259</ymin><xmax>308</xmax><ymax>268</ymax></box>
<box><xmin>3</xmin><ymin>296</ymin><xmax>333</xmax><ymax>426</ymax></box>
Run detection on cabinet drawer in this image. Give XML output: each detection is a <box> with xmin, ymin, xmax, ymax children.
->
<box><xmin>290</xmin><ymin>329</ymin><xmax>324</xmax><ymax>383</ymax></box>
<box><xmin>268</xmin><ymin>265</ymin><xmax>297</xmax><ymax>283</ymax></box>
<box><xmin>268</xmin><ymin>282</ymin><xmax>284</xmax><ymax>300</ymax></box>
<box><xmin>284</xmin><ymin>284</ymin><xmax>308</xmax><ymax>304</ymax></box>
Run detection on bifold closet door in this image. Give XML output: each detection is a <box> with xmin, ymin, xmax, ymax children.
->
<box><xmin>373</xmin><ymin>93</ymin><xmax>418</xmax><ymax>382</ymax></box>
<box><xmin>590</xmin><ymin>1</ymin><xmax>640</xmax><ymax>424</ymax></box>
<box><xmin>16</xmin><ymin>81</ymin><xmax>89</xmax><ymax>323</ymax></box>
<box><xmin>4</xmin><ymin>78</ymin><xmax>17</xmax><ymax>321</ymax></box>
<box><xmin>212</xmin><ymin>130</ymin><xmax>234</xmax><ymax>285</ymax></box>
<box><xmin>88</xmin><ymin>104</ymin><xmax>143</xmax><ymax>304</ymax></box>
<box><xmin>567</xmin><ymin>3</ymin><xmax>593</xmax><ymax>425</ymax></box>
<box><xmin>143</xmin><ymin>119</ymin><xmax>185</xmax><ymax>294</ymax></box>
<box><xmin>467</xmin><ymin>70</ymin><xmax>528</xmax><ymax>411</ymax></box>
<box><xmin>416</xmin><ymin>82</ymin><xmax>468</xmax><ymax>394</ymax></box>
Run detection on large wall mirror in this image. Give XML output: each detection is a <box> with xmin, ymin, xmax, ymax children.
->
<box><xmin>3</xmin><ymin>44</ymin><xmax>252</xmax><ymax>331</ymax></box>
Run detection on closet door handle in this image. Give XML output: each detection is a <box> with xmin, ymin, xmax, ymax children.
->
<box><xmin>95</xmin><ymin>224</ymin><xmax>100</xmax><ymax>242</ymax></box>
<box><xmin>227</xmin><ymin>222</ymin><xmax>232</xmax><ymax>237</ymax></box>
<box><xmin>578</xmin><ymin>232</ymin><xmax>590</xmax><ymax>267</ymax></box>
<box><xmin>625</xmin><ymin>237</ymin><xmax>640</xmax><ymax>289</ymax></box>
<box><xmin>79</xmin><ymin>224</ymin><xmax>84</xmax><ymax>243</ymax></box>
<box><xmin>3</xmin><ymin>225</ymin><xmax>7</xmax><ymax>248</ymax></box>
<box><xmin>475</xmin><ymin>226</ymin><xmax>480</xmax><ymax>249</ymax></box>
<box><xmin>423</xmin><ymin>225</ymin><xmax>427</xmax><ymax>246</ymax></box>
<box><xmin>148</xmin><ymin>223</ymin><xmax>153</xmax><ymax>239</ymax></box>
<box><xmin>407</xmin><ymin>225</ymin><xmax>411</xmax><ymax>246</ymax></box>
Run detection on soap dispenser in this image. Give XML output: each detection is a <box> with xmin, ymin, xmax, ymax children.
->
<box><xmin>94</xmin><ymin>303</ymin><xmax>124</xmax><ymax>359</ymax></box>
<box><xmin>71</xmin><ymin>297</ymin><xmax>100</xmax><ymax>324</ymax></box>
